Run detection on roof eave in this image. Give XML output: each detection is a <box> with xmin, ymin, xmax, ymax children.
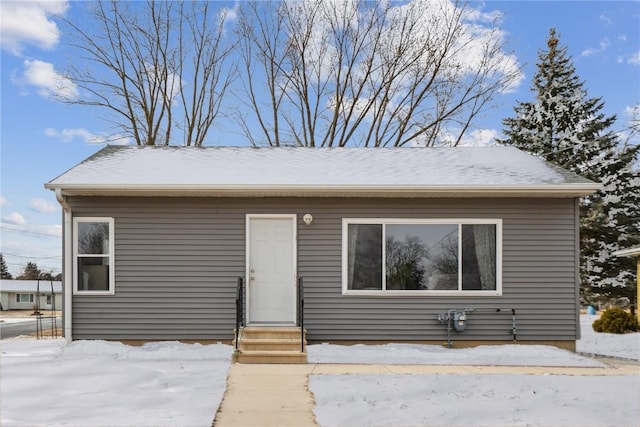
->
<box><xmin>613</xmin><ymin>246</ymin><xmax>640</xmax><ymax>257</ymax></box>
<box><xmin>45</xmin><ymin>183</ymin><xmax>601</xmax><ymax>198</ymax></box>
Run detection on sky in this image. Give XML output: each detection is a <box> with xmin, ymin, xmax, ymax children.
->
<box><xmin>0</xmin><ymin>1</ymin><xmax>639</xmax><ymax>277</ymax></box>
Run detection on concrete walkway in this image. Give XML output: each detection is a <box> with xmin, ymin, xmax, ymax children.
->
<box><xmin>213</xmin><ymin>359</ymin><xmax>639</xmax><ymax>427</ymax></box>
<box><xmin>213</xmin><ymin>364</ymin><xmax>318</xmax><ymax>427</ymax></box>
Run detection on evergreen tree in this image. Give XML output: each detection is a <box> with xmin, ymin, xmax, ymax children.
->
<box><xmin>582</xmin><ymin>144</ymin><xmax>640</xmax><ymax>306</ymax></box>
<box><xmin>0</xmin><ymin>254</ymin><xmax>13</xmax><ymax>279</ymax></box>
<box><xmin>16</xmin><ymin>262</ymin><xmax>41</xmax><ymax>280</ymax></box>
<box><xmin>498</xmin><ymin>28</ymin><xmax>639</xmax><ymax>309</ymax></box>
<box><xmin>498</xmin><ymin>28</ymin><xmax>617</xmax><ymax>180</ymax></box>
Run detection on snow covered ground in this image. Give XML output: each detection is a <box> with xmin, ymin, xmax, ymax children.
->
<box><xmin>1</xmin><ymin>340</ymin><xmax>232</xmax><ymax>427</ymax></box>
<box><xmin>310</xmin><ymin>374</ymin><xmax>639</xmax><ymax>427</ymax></box>
<box><xmin>308</xmin><ymin>343</ymin><xmax>607</xmax><ymax>366</ymax></box>
<box><xmin>577</xmin><ymin>314</ymin><xmax>640</xmax><ymax>360</ymax></box>
<box><xmin>1</xmin><ymin>315</ymin><xmax>638</xmax><ymax>427</ymax></box>
<box><xmin>309</xmin><ymin>315</ymin><xmax>640</xmax><ymax>427</ymax></box>
<box><xmin>307</xmin><ymin>314</ymin><xmax>639</xmax><ymax>365</ymax></box>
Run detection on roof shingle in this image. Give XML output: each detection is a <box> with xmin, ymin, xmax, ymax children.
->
<box><xmin>45</xmin><ymin>145</ymin><xmax>599</xmax><ymax>197</ymax></box>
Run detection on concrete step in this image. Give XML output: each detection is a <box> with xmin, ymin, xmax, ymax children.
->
<box><xmin>240</xmin><ymin>326</ymin><xmax>304</xmax><ymax>340</ymax></box>
<box><xmin>238</xmin><ymin>338</ymin><xmax>307</xmax><ymax>352</ymax></box>
<box><xmin>233</xmin><ymin>350</ymin><xmax>308</xmax><ymax>364</ymax></box>
<box><xmin>233</xmin><ymin>327</ymin><xmax>307</xmax><ymax>364</ymax></box>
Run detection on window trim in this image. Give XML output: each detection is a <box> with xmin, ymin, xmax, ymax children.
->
<box><xmin>73</xmin><ymin>217</ymin><xmax>115</xmax><ymax>295</ymax></box>
<box><xmin>341</xmin><ymin>218</ymin><xmax>502</xmax><ymax>296</ymax></box>
<box><xmin>16</xmin><ymin>293</ymin><xmax>34</xmax><ymax>303</ymax></box>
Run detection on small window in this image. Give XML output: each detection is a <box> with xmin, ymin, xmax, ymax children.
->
<box><xmin>46</xmin><ymin>295</ymin><xmax>53</xmax><ymax>305</ymax></box>
<box><xmin>73</xmin><ymin>218</ymin><xmax>115</xmax><ymax>295</ymax></box>
<box><xmin>16</xmin><ymin>294</ymin><xmax>34</xmax><ymax>303</ymax></box>
<box><xmin>342</xmin><ymin>219</ymin><xmax>501</xmax><ymax>296</ymax></box>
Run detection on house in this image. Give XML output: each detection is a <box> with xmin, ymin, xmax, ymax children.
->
<box><xmin>612</xmin><ymin>245</ymin><xmax>640</xmax><ymax>321</ymax></box>
<box><xmin>0</xmin><ymin>279</ymin><xmax>62</xmax><ymax>311</ymax></box>
<box><xmin>45</xmin><ymin>145</ymin><xmax>599</xmax><ymax>357</ymax></box>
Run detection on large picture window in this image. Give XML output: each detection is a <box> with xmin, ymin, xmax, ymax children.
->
<box><xmin>343</xmin><ymin>219</ymin><xmax>501</xmax><ymax>295</ymax></box>
<box><xmin>73</xmin><ymin>218</ymin><xmax>115</xmax><ymax>295</ymax></box>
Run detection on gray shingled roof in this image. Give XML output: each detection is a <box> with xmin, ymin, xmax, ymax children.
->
<box><xmin>45</xmin><ymin>145</ymin><xmax>599</xmax><ymax>197</ymax></box>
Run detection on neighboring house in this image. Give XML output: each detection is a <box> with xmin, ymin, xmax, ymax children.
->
<box><xmin>45</xmin><ymin>146</ymin><xmax>599</xmax><ymax>351</ymax></box>
<box><xmin>0</xmin><ymin>279</ymin><xmax>62</xmax><ymax>311</ymax></box>
<box><xmin>612</xmin><ymin>245</ymin><xmax>640</xmax><ymax>321</ymax></box>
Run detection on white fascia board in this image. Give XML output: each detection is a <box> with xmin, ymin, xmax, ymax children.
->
<box><xmin>46</xmin><ymin>183</ymin><xmax>601</xmax><ymax>198</ymax></box>
<box><xmin>613</xmin><ymin>246</ymin><xmax>640</xmax><ymax>257</ymax></box>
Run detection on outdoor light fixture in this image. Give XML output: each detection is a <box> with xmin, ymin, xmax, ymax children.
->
<box><xmin>303</xmin><ymin>214</ymin><xmax>313</xmax><ymax>225</ymax></box>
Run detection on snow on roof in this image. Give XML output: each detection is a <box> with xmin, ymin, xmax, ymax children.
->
<box><xmin>45</xmin><ymin>145</ymin><xmax>599</xmax><ymax>197</ymax></box>
<box><xmin>0</xmin><ymin>280</ymin><xmax>62</xmax><ymax>293</ymax></box>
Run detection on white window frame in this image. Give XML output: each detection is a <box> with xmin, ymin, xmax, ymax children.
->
<box><xmin>16</xmin><ymin>293</ymin><xmax>34</xmax><ymax>303</ymax></box>
<box><xmin>73</xmin><ymin>217</ymin><xmax>115</xmax><ymax>295</ymax></box>
<box><xmin>342</xmin><ymin>218</ymin><xmax>502</xmax><ymax>296</ymax></box>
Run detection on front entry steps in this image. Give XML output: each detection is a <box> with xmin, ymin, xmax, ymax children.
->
<box><xmin>233</xmin><ymin>326</ymin><xmax>307</xmax><ymax>364</ymax></box>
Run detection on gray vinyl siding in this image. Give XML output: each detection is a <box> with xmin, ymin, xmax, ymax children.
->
<box><xmin>67</xmin><ymin>197</ymin><xmax>579</xmax><ymax>342</ymax></box>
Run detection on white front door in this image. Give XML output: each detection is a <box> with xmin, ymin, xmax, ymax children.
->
<box><xmin>247</xmin><ymin>215</ymin><xmax>296</xmax><ymax>324</ymax></box>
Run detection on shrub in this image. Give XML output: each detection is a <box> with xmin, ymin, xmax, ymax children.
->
<box><xmin>592</xmin><ymin>308</ymin><xmax>638</xmax><ymax>334</ymax></box>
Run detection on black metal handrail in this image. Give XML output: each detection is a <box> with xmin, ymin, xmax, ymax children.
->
<box><xmin>297</xmin><ymin>277</ymin><xmax>304</xmax><ymax>352</ymax></box>
<box><xmin>235</xmin><ymin>277</ymin><xmax>244</xmax><ymax>351</ymax></box>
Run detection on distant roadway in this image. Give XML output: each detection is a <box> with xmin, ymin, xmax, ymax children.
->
<box><xmin>0</xmin><ymin>317</ymin><xmax>62</xmax><ymax>339</ymax></box>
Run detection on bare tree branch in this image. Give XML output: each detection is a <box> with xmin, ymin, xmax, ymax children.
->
<box><xmin>235</xmin><ymin>0</ymin><xmax>521</xmax><ymax>147</ymax></box>
<box><xmin>61</xmin><ymin>0</ymin><xmax>235</xmax><ymax>146</ymax></box>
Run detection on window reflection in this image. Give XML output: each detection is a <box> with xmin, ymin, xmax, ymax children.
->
<box><xmin>345</xmin><ymin>221</ymin><xmax>498</xmax><ymax>292</ymax></box>
<box><xmin>78</xmin><ymin>222</ymin><xmax>109</xmax><ymax>255</ymax></box>
<box><xmin>386</xmin><ymin>224</ymin><xmax>458</xmax><ymax>290</ymax></box>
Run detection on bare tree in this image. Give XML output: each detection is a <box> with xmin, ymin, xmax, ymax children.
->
<box><xmin>235</xmin><ymin>0</ymin><xmax>521</xmax><ymax>147</ymax></box>
<box><xmin>61</xmin><ymin>0</ymin><xmax>236</xmax><ymax>146</ymax></box>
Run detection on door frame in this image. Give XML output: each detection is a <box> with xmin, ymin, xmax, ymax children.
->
<box><xmin>245</xmin><ymin>214</ymin><xmax>297</xmax><ymax>325</ymax></box>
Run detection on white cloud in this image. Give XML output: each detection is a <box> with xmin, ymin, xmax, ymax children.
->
<box><xmin>434</xmin><ymin>128</ymin><xmax>498</xmax><ymax>147</ymax></box>
<box><xmin>3</xmin><ymin>212</ymin><xmax>27</xmax><ymax>226</ymax></box>
<box><xmin>44</xmin><ymin>127</ymin><xmax>133</xmax><ymax>145</ymax></box>
<box><xmin>598</xmin><ymin>13</ymin><xmax>613</xmax><ymax>25</ymax></box>
<box><xmin>617</xmin><ymin>51</ymin><xmax>640</xmax><ymax>65</ymax></box>
<box><xmin>625</xmin><ymin>104</ymin><xmax>640</xmax><ymax>117</ymax></box>
<box><xmin>0</xmin><ymin>1</ymin><xmax>69</xmax><ymax>55</ymax></box>
<box><xmin>1</xmin><ymin>223</ymin><xmax>62</xmax><ymax>238</ymax></box>
<box><xmin>618</xmin><ymin>105</ymin><xmax>640</xmax><ymax>146</ymax></box>
<box><xmin>457</xmin><ymin>129</ymin><xmax>499</xmax><ymax>147</ymax></box>
<box><xmin>0</xmin><ymin>196</ymin><xmax>7</xmax><ymax>207</ymax></box>
<box><xmin>29</xmin><ymin>198</ymin><xmax>57</xmax><ymax>213</ymax></box>
<box><xmin>618</xmin><ymin>34</ymin><xmax>627</xmax><ymax>42</ymax></box>
<box><xmin>0</xmin><ymin>237</ymin><xmax>62</xmax><ymax>276</ymax></box>
<box><xmin>462</xmin><ymin>8</ymin><xmax>504</xmax><ymax>24</ymax></box>
<box><xmin>45</xmin><ymin>127</ymin><xmax>106</xmax><ymax>144</ymax></box>
<box><xmin>220</xmin><ymin>2</ymin><xmax>239</xmax><ymax>23</ymax></box>
<box><xmin>286</xmin><ymin>0</ymin><xmax>524</xmax><ymax>98</ymax></box>
<box><xmin>450</xmin><ymin>4</ymin><xmax>524</xmax><ymax>93</ymax></box>
<box><xmin>581</xmin><ymin>39</ymin><xmax>611</xmax><ymax>57</ymax></box>
<box><xmin>497</xmin><ymin>54</ymin><xmax>525</xmax><ymax>94</ymax></box>
<box><xmin>18</xmin><ymin>59</ymin><xmax>78</xmax><ymax>100</ymax></box>
<box><xmin>43</xmin><ymin>224</ymin><xmax>62</xmax><ymax>237</ymax></box>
